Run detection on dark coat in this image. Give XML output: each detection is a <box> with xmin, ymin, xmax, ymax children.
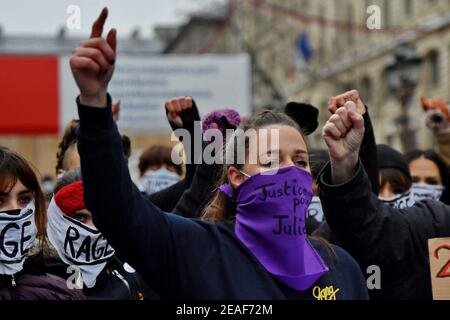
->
<box><xmin>0</xmin><ymin>253</ymin><xmax>85</xmax><ymax>300</ymax></box>
<box><xmin>45</xmin><ymin>254</ymin><xmax>159</xmax><ymax>300</ymax></box>
<box><xmin>318</xmin><ymin>160</ymin><xmax>450</xmax><ymax>299</ymax></box>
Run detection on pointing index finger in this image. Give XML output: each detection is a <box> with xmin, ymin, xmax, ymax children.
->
<box><xmin>90</xmin><ymin>7</ymin><xmax>108</xmax><ymax>38</ymax></box>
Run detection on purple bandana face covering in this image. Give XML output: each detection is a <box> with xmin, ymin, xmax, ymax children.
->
<box><xmin>219</xmin><ymin>166</ymin><xmax>329</xmax><ymax>291</ymax></box>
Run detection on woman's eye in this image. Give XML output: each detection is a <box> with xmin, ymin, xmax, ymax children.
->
<box><xmin>72</xmin><ymin>214</ymin><xmax>86</xmax><ymax>223</ymax></box>
<box><xmin>18</xmin><ymin>196</ymin><xmax>32</xmax><ymax>206</ymax></box>
<box><xmin>296</xmin><ymin>160</ymin><xmax>308</xmax><ymax>168</ymax></box>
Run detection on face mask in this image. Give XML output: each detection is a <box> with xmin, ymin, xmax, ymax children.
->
<box><xmin>307</xmin><ymin>196</ymin><xmax>324</xmax><ymax>223</ymax></box>
<box><xmin>138</xmin><ymin>168</ymin><xmax>180</xmax><ymax>195</ymax></box>
<box><xmin>47</xmin><ymin>198</ymin><xmax>115</xmax><ymax>288</ymax></box>
<box><xmin>379</xmin><ymin>183</ymin><xmax>445</xmax><ymax>209</ymax></box>
<box><xmin>379</xmin><ymin>191</ymin><xmax>415</xmax><ymax>209</ymax></box>
<box><xmin>219</xmin><ymin>166</ymin><xmax>328</xmax><ymax>291</ymax></box>
<box><xmin>410</xmin><ymin>183</ymin><xmax>444</xmax><ymax>202</ymax></box>
<box><xmin>0</xmin><ymin>202</ymin><xmax>37</xmax><ymax>275</ymax></box>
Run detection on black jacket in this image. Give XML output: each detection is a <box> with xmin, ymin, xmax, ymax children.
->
<box><xmin>76</xmin><ymin>95</ymin><xmax>368</xmax><ymax>300</ymax></box>
<box><xmin>318</xmin><ymin>160</ymin><xmax>450</xmax><ymax>300</ymax></box>
<box><xmin>147</xmin><ymin>100</ymin><xmax>201</xmax><ymax>212</ymax></box>
<box><xmin>45</xmin><ymin>254</ymin><xmax>158</xmax><ymax>300</ymax></box>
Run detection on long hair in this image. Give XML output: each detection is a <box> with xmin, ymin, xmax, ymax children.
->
<box><xmin>404</xmin><ymin>149</ymin><xmax>449</xmax><ymax>187</ymax></box>
<box><xmin>379</xmin><ymin>168</ymin><xmax>412</xmax><ymax>195</ymax></box>
<box><xmin>56</xmin><ymin>119</ymin><xmax>79</xmax><ymax>173</ymax></box>
<box><xmin>0</xmin><ymin>146</ymin><xmax>46</xmax><ymax>240</ymax></box>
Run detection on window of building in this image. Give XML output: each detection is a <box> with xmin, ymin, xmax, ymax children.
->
<box><xmin>404</xmin><ymin>0</ymin><xmax>413</xmax><ymax>17</ymax></box>
<box><xmin>383</xmin><ymin>0</ymin><xmax>391</xmax><ymax>28</ymax></box>
<box><xmin>422</xmin><ymin>50</ymin><xmax>441</xmax><ymax>93</ymax></box>
<box><xmin>428</xmin><ymin>50</ymin><xmax>441</xmax><ymax>86</ymax></box>
<box><xmin>347</xmin><ymin>3</ymin><xmax>354</xmax><ymax>45</ymax></box>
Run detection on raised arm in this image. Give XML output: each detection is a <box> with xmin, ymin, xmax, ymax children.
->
<box><xmin>71</xmin><ymin>8</ymin><xmax>207</xmax><ymax>297</ymax></box>
<box><xmin>328</xmin><ymin>90</ymin><xmax>378</xmax><ymax>194</ymax></box>
<box><xmin>320</xmin><ymin>91</ymin><xmax>450</xmax><ymax>272</ymax></box>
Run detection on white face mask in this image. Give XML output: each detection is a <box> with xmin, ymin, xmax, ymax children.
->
<box><xmin>46</xmin><ymin>198</ymin><xmax>115</xmax><ymax>288</ymax></box>
<box><xmin>410</xmin><ymin>183</ymin><xmax>444</xmax><ymax>202</ymax></box>
<box><xmin>138</xmin><ymin>168</ymin><xmax>180</xmax><ymax>195</ymax></box>
<box><xmin>379</xmin><ymin>183</ymin><xmax>445</xmax><ymax>209</ymax></box>
<box><xmin>307</xmin><ymin>196</ymin><xmax>324</xmax><ymax>223</ymax></box>
<box><xmin>379</xmin><ymin>191</ymin><xmax>415</xmax><ymax>209</ymax></box>
<box><xmin>0</xmin><ymin>202</ymin><xmax>37</xmax><ymax>275</ymax></box>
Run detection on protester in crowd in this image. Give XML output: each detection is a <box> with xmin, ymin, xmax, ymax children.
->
<box><xmin>137</xmin><ymin>145</ymin><xmax>183</xmax><ymax>196</ymax></box>
<box><xmin>377</xmin><ymin>144</ymin><xmax>412</xmax><ymax>202</ymax></box>
<box><xmin>311</xmin><ymin>90</ymin><xmax>379</xmax><ymax>242</ymax></box>
<box><xmin>404</xmin><ymin>149</ymin><xmax>450</xmax><ymax>205</ymax></box>
<box><xmin>55</xmin><ymin>119</ymin><xmax>80</xmax><ymax>178</ymax></box>
<box><xmin>0</xmin><ymin>147</ymin><xmax>84</xmax><ymax>300</ymax></box>
<box><xmin>56</xmin><ymin>119</ymin><xmax>131</xmax><ymax>177</ymax></box>
<box><xmin>145</xmin><ymin>96</ymin><xmax>201</xmax><ymax>212</ymax></box>
<box><xmin>45</xmin><ymin>168</ymin><xmax>157</xmax><ymax>300</ymax></box>
<box><xmin>319</xmin><ymin>91</ymin><xmax>450</xmax><ymax>300</ymax></box>
<box><xmin>68</xmin><ymin>8</ymin><xmax>369</xmax><ymax>299</ymax></box>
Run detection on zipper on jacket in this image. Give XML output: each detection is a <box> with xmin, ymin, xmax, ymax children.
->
<box><xmin>112</xmin><ymin>269</ymin><xmax>131</xmax><ymax>296</ymax></box>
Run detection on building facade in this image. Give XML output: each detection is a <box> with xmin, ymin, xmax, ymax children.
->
<box><xmin>163</xmin><ymin>0</ymin><xmax>450</xmax><ymax>151</ymax></box>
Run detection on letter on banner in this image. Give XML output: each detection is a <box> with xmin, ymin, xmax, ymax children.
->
<box><xmin>428</xmin><ymin>238</ymin><xmax>450</xmax><ymax>300</ymax></box>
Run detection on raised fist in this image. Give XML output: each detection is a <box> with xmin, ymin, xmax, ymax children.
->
<box><xmin>165</xmin><ymin>96</ymin><xmax>194</xmax><ymax>128</ymax></box>
<box><xmin>322</xmin><ymin>101</ymin><xmax>365</xmax><ymax>184</ymax></box>
<box><xmin>328</xmin><ymin>89</ymin><xmax>366</xmax><ymax>115</ymax></box>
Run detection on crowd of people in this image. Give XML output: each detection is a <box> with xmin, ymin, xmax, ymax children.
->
<box><xmin>0</xmin><ymin>8</ymin><xmax>449</xmax><ymax>300</ymax></box>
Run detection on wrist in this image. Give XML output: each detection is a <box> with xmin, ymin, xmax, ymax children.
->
<box><xmin>80</xmin><ymin>91</ymin><xmax>108</xmax><ymax>108</ymax></box>
<box><xmin>330</xmin><ymin>152</ymin><xmax>359</xmax><ymax>185</ymax></box>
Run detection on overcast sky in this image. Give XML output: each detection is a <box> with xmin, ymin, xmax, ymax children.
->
<box><xmin>0</xmin><ymin>0</ymin><xmax>224</xmax><ymax>37</ymax></box>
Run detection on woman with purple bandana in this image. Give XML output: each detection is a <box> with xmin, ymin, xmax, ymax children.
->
<box><xmin>68</xmin><ymin>8</ymin><xmax>368</xmax><ymax>300</ymax></box>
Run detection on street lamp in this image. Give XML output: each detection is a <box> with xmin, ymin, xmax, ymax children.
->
<box><xmin>385</xmin><ymin>45</ymin><xmax>422</xmax><ymax>152</ymax></box>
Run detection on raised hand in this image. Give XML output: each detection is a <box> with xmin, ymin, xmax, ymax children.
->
<box><xmin>70</xmin><ymin>7</ymin><xmax>116</xmax><ymax>107</ymax></box>
<box><xmin>322</xmin><ymin>100</ymin><xmax>365</xmax><ymax>184</ymax></box>
<box><xmin>165</xmin><ymin>96</ymin><xmax>194</xmax><ymax>129</ymax></box>
<box><xmin>328</xmin><ymin>89</ymin><xmax>366</xmax><ymax>115</ymax></box>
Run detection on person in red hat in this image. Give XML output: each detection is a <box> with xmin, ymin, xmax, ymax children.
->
<box><xmin>46</xmin><ymin>168</ymin><xmax>157</xmax><ymax>300</ymax></box>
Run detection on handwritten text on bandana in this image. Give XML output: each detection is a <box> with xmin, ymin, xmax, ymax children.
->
<box><xmin>47</xmin><ymin>198</ymin><xmax>114</xmax><ymax>288</ymax></box>
<box><xmin>0</xmin><ymin>202</ymin><xmax>36</xmax><ymax>275</ymax></box>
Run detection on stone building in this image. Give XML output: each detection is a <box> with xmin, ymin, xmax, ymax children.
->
<box><xmin>162</xmin><ymin>0</ymin><xmax>450</xmax><ymax>151</ymax></box>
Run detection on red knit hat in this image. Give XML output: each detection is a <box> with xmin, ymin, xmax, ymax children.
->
<box><xmin>54</xmin><ymin>181</ymin><xmax>85</xmax><ymax>216</ymax></box>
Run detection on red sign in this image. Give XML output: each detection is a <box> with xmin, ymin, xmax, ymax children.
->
<box><xmin>0</xmin><ymin>55</ymin><xmax>59</xmax><ymax>134</ymax></box>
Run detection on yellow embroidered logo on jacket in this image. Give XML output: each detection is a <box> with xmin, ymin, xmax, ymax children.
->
<box><xmin>312</xmin><ymin>285</ymin><xmax>340</xmax><ymax>300</ymax></box>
